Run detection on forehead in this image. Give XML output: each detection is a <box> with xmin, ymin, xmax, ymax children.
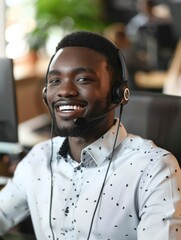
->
<box><xmin>49</xmin><ymin>46</ymin><xmax>108</xmax><ymax>70</ymax></box>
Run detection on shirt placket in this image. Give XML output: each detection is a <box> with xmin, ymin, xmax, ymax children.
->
<box><xmin>60</xmin><ymin>161</ymin><xmax>86</xmax><ymax>238</ymax></box>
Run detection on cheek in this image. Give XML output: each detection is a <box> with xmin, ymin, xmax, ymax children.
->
<box><xmin>100</xmin><ymin>73</ymin><xmax>112</xmax><ymax>99</ymax></box>
<box><xmin>100</xmin><ymin>81</ymin><xmax>113</xmax><ymax>104</ymax></box>
<box><xmin>46</xmin><ymin>88</ymin><xmax>56</xmax><ymax>104</ymax></box>
<box><xmin>85</xmin><ymin>88</ymin><xmax>112</xmax><ymax>113</ymax></box>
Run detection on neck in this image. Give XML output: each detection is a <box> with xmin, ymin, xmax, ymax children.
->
<box><xmin>68</xmin><ymin>117</ymin><xmax>115</xmax><ymax>162</ymax></box>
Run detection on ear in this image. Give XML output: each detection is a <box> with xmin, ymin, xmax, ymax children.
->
<box><xmin>42</xmin><ymin>87</ymin><xmax>48</xmax><ymax>105</ymax></box>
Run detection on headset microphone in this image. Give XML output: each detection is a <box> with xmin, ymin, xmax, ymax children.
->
<box><xmin>73</xmin><ymin>103</ymin><xmax>120</xmax><ymax>126</ymax></box>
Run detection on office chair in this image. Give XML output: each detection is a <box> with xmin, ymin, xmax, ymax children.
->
<box><xmin>118</xmin><ymin>91</ymin><xmax>181</xmax><ymax>166</ymax></box>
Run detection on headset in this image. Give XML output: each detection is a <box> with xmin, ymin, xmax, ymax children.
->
<box><xmin>42</xmin><ymin>54</ymin><xmax>55</xmax><ymax>106</ymax></box>
<box><xmin>42</xmin><ymin>49</ymin><xmax>130</xmax><ymax>107</ymax></box>
<box><xmin>112</xmin><ymin>49</ymin><xmax>130</xmax><ymax>105</ymax></box>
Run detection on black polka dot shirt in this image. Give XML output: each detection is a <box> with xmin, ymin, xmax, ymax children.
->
<box><xmin>0</xmin><ymin>119</ymin><xmax>181</xmax><ymax>239</ymax></box>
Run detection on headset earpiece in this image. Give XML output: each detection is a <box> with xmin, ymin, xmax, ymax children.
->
<box><xmin>42</xmin><ymin>86</ymin><xmax>48</xmax><ymax>105</ymax></box>
<box><xmin>111</xmin><ymin>49</ymin><xmax>130</xmax><ymax>105</ymax></box>
<box><xmin>123</xmin><ymin>87</ymin><xmax>130</xmax><ymax>104</ymax></box>
<box><xmin>112</xmin><ymin>82</ymin><xmax>130</xmax><ymax>105</ymax></box>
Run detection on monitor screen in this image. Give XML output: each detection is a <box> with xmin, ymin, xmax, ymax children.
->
<box><xmin>0</xmin><ymin>58</ymin><xmax>18</xmax><ymax>143</ymax></box>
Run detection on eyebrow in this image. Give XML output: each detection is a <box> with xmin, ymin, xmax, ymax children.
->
<box><xmin>47</xmin><ymin>67</ymin><xmax>96</xmax><ymax>77</ymax></box>
<box><xmin>47</xmin><ymin>69</ymin><xmax>61</xmax><ymax>77</ymax></box>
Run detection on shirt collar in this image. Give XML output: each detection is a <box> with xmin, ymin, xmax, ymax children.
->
<box><xmin>82</xmin><ymin>118</ymin><xmax>127</xmax><ymax>166</ymax></box>
<box><xmin>58</xmin><ymin>118</ymin><xmax>127</xmax><ymax>166</ymax></box>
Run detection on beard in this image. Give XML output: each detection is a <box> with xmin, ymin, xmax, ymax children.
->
<box><xmin>52</xmin><ymin>117</ymin><xmax>103</xmax><ymax>137</ymax></box>
<box><xmin>53</xmin><ymin>124</ymin><xmax>82</xmax><ymax>137</ymax></box>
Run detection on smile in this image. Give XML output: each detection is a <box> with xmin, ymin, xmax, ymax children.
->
<box><xmin>58</xmin><ymin>105</ymin><xmax>84</xmax><ymax>112</ymax></box>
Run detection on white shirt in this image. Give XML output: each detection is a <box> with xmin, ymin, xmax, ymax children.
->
<box><xmin>0</xmin><ymin>119</ymin><xmax>181</xmax><ymax>239</ymax></box>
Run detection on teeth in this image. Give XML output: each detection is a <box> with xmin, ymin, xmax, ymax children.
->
<box><xmin>59</xmin><ymin>105</ymin><xmax>83</xmax><ymax>111</ymax></box>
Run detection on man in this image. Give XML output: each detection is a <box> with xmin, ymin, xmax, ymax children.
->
<box><xmin>125</xmin><ymin>0</ymin><xmax>176</xmax><ymax>71</ymax></box>
<box><xmin>126</xmin><ymin>0</ymin><xmax>173</xmax><ymax>39</ymax></box>
<box><xmin>0</xmin><ymin>31</ymin><xmax>181</xmax><ymax>239</ymax></box>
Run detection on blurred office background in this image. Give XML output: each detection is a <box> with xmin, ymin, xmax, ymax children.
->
<box><xmin>0</xmin><ymin>0</ymin><xmax>181</xmax><ymax>136</ymax></box>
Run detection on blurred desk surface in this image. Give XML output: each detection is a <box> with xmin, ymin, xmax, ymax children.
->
<box><xmin>134</xmin><ymin>70</ymin><xmax>167</xmax><ymax>90</ymax></box>
<box><xmin>18</xmin><ymin>113</ymin><xmax>51</xmax><ymax>148</ymax></box>
<box><xmin>1</xmin><ymin>232</ymin><xmax>36</xmax><ymax>240</ymax></box>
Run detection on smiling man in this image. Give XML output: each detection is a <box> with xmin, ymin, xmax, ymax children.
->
<box><xmin>0</xmin><ymin>31</ymin><xmax>181</xmax><ymax>240</ymax></box>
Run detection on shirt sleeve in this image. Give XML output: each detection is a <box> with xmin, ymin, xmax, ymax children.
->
<box><xmin>137</xmin><ymin>154</ymin><xmax>181</xmax><ymax>240</ymax></box>
<box><xmin>0</xmin><ymin>160</ymin><xmax>29</xmax><ymax>235</ymax></box>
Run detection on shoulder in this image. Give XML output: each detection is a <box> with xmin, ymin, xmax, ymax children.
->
<box><xmin>121</xmin><ymin>134</ymin><xmax>181</xmax><ymax>193</ymax></box>
<box><xmin>122</xmin><ymin>133</ymin><xmax>179</xmax><ymax>170</ymax></box>
<box><xmin>18</xmin><ymin>136</ymin><xmax>65</xmax><ymax>169</ymax></box>
<box><xmin>30</xmin><ymin>136</ymin><xmax>64</xmax><ymax>155</ymax></box>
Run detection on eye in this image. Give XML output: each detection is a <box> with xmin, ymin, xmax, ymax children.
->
<box><xmin>75</xmin><ymin>76</ymin><xmax>93</xmax><ymax>84</ymax></box>
<box><xmin>48</xmin><ymin>77</ymin><xmax>61</xmax><ymax>86</ymax></box>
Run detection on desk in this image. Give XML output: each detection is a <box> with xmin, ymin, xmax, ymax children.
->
<box><xmin>134</xmin><ymin>70</ymin><xmax>167</xmax><ymax>90</ymax></box>
<box><xmin>18</xmin><ymin>113</ymin><xmax>51</xmax><ymax>148</ymax></box>
<box><xmin>1</xmin><ymin>232</ymin><xmax>36</xmax><ymax>240</ymax></box>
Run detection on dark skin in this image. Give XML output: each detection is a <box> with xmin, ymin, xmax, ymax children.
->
<box><xmin>46</xmin><ymin>47</ymin><xmax>118</xmax><ymax>162</ymax></box>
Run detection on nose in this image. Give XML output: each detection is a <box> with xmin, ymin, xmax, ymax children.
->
<box><xmin>56</xmin><ymin>80</ymin><xmax>78</xmax><ymax>98</ymax></box>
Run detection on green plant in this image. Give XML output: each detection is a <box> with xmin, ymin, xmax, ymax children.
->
<box><xmin>27</xmin><ymin>0</ymin><xmax>106</xmax><ymax>51</ymax></box>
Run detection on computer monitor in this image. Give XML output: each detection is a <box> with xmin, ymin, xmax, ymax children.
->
<box><xmin>0</xmin><ymin>58</ymin><xmax>21</xmax><ymax>154</ymax></box>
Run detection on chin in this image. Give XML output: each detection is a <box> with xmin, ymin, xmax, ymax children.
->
<box><xmin>53</xmin><ymin>124</ymin><xmax>82</xmax><ymax>137</ymax></box>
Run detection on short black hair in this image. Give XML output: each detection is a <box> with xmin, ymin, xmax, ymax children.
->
<box><xmin>54</xmin><ymin>31</ymin><xmax>123</xmax><ymax>84</ymax></box>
